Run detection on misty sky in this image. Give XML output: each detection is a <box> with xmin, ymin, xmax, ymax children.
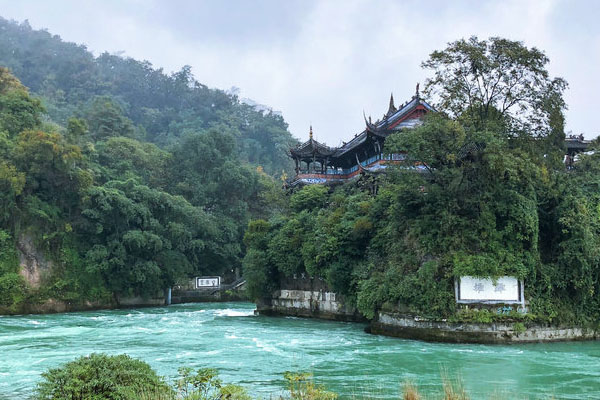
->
<box><xmin>0</xmin><ymin>0</ymin><xmax>598</xmax><ymax>144</ymax></box>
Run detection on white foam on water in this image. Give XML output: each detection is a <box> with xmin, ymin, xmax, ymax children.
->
<box><xmin>89</xmin><ymin>315</ymin><xmax>109</xmax><ymax>321</ymax></box>
<box><xmin>175</xmin><ymin>351</ymin><xmax>192</xmax><ymax>359</ymax></box>
<box><xmin>215</xmin><ymin>309</ymin><xmax>254</xmax><ymax>317</ymax></box>
<box><xmin>252</xmin><ymin>337</ymin><xmax>284</xmax><ymax>356</ymax></box>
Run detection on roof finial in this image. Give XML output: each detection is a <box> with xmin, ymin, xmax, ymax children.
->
<box><xmin>416</xmin><ymin>82</ymin><xmax>420</xmax><ymax>98</ymax></box>
<box><xmin>386</xmin><ymin>92</ymin><xmax>397</xmax><ymax>116</ymax></box>
<box><xmin>309</xmin><ymin>125</ymin><xmax>313</xmax><ymax>140</ymax></box>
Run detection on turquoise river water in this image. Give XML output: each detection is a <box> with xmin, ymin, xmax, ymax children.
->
<box><xmin>0</xmin><ymin>302</ymin><xmax>599</xmax><ymax>399</ymax></box>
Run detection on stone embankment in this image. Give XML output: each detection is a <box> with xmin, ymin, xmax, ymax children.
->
<box><xmin>371</xmin><ymin>312</ymin><xmax>597</xmax><ymax>343</ymax></box>
<box><xmin>256</xmin><ymin>289</ymin><xmax>366</xmax><ymax>322</ymax></box>
<box><xmin>257</xmin><ymin>288</ymin><xmax>598</xmax><ymax>343</ymax></box>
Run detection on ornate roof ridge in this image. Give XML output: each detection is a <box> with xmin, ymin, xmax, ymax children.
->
<box><xmin>290</xmin><ymin>126</ymin><xmax>336</xmax><ymax>157</ymax></box>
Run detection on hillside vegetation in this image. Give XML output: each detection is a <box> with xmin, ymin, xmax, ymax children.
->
<box><xmin>244</xmin><ymin>37</ymin><xmax>600</xmax><ymax>327</ymax></box>
<box><xmin>0</xmin><ymin>18</ymin><xmax>293</xmax><ymax>312</ymax></box>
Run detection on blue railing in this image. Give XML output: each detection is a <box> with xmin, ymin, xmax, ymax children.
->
<box><xmin>298</xmin><ymin>154</ymin><xmax>406</xmax><ymax>176</ymax></box>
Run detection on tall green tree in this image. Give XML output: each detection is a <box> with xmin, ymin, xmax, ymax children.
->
<box><xmin>422</xmin><ymin>36</ymin><xmax>567</xmax><ymax>137</ymax></box>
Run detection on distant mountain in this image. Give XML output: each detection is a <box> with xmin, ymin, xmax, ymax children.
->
<box><xmin>0</xmin><ymin>17</ymin><xmax>297</xmax><ymax>174</ymax></box>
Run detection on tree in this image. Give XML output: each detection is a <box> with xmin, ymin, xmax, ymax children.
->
<box><xmin>0</xmin><ymin>67</ymin><xmax>25</xmax><ymax>93</ymax></box>
<box><xmin>66</xmin><ymin>117</ymin><xmax>88</xmax><ymax>141</ymax></box>
<box><xmin>80</xmin><ymin>179</ymin><xmax>218</xmax><ymax>296</ymax></box>
<box><xmin>0</xmin><ymin>80</ymin><xmax>43</xmax><ymax>137</ymax></box>
<box><xmin>96</xmin><ymin>136</ymin><xmax>170</xmax><ymax>189</ymax></box>
<box><xmin>0</xmin><ymin>161</ymin><xmax>25</xmax><ymax>224</ymax></box>
<box><xmin>13</xmin><ymin>130</ymin><xmax>86</xmax><ymax>219</ymax></box>
<box><xmin>84</xmin><ymin>96</ymin><xmax>136</xmax><ymax>140</ymax></box>
<box><xmin>422</xmin><ymin>36</ymin><xmax>567</xmax><ymax>136</ymax></box>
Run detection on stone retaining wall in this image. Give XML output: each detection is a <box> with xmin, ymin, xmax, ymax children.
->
<box><xmin>371</xmin><ymin>312</ymin><xmax>598</xmax><ymax>343</ymax></box>
<box><xmin>258</xmin><ymin>289</ymin><xmax>598</xmax><ymax>343</ymax></box>
<box><xmin>257</xmin><ymin>289</ymin><xmax>365</xmax><ymax>322</ymax></box>
<box><xmin>171</xmin><ymin>290</ymin><xmax>247</xmax><ymax>304</ymax></box>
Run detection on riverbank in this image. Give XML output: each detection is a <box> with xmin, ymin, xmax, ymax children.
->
<box><xmin>0</xmin><ymin>285</ymin><xmax>248</xmax><ymax>316</ymax></box>
<box><xmin>370</xmin><ymin>312</ymin><xmax>598</xmax><ymax>343</ymax></box>
<box><xmin>256</xmin><ymin>289</ymin><xmax>599</xmax><ymax>344</ymax></box>
<box><xmin>255</xmin><ymin>289</ymin><xmax>366</xmax><ymax>322</ymax></box>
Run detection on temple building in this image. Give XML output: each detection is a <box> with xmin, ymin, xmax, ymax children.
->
<box><xmin>289</xmin><ymin>86</ymin><xmax>433</xmax><ymax>186</ymax></box>
<box><xmin>289</xmin><ymin>87</ymin><xmax>595</xmax><ymax>185</ymax></box>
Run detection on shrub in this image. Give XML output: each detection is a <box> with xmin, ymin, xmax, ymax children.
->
<box><xmin>283</xmin><ymin>372</ymin><xmax>338</xmax><ymax>400</ymax></box>
<box><xmin>176</xmin><ymin>367</ymin><xmax>250</xmax><ymax>400</ymax></box>
<box><xmin>513</xmin><ymin>322</ymin><xmax>526</xmax><ymax>334</ymax></box>
<box><xmin>0</xmin><ymin>229</ymin><xmax>19</xmax><ymax>275</ymax></box>
<box><xmin>0</xmin><ymin>273</ymin><xmax>27</xmax><ymax>308</ymax></box>
<box><xmin>35</xmin><ymin>353</ymin><xmax>172</xmax><ymax>400</ymax></box>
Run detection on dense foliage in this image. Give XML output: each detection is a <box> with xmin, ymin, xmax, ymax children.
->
<box><xmin>0</xmin><ymin>18</ymin><xmax>292</xmax><ymax>310</ymax></box>
<box><xmin>244</xmin><ymin>38</ymin><xmax>600</xmax><ymax>326</ymax></box>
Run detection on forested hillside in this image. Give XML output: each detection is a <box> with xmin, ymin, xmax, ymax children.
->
<box><xmin>0</xmin><ymin>18</ymin><xmax>293</xmax><ymax>312</ymax></box>
<box><xmin>0</xmin><ymin>17</ymin><xmax>296</xmax><ymax>174</ymax></box>
<box><xmin>244</xmin><ymin>37</ymin><xmax>600</xmax><ymax>327</ymax></box>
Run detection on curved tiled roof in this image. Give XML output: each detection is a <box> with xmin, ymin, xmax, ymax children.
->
<box><xmin>289</xmin><ymin>91</ymin><xmax>435</xmax><ymax>162</ymax></box>
<box><xmin>290</xmin><ymin>137</ymin><xmax>336</xmax><ymax>158</ymax></box>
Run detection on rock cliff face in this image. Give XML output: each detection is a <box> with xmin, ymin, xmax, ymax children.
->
<box><xmin>8</xmin><ymin>233</ymin><xmax>163</xmax><ymax>315</ymax></box>
<box><xmin>16</xmin><ymin>234</ymin><xmax>52</xmax><ymax>289</ymax></box>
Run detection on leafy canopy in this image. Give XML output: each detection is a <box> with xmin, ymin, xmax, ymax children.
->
<box><xmin>422</xmin><ymin>36</ymin><xmax>567</xmax><ymax>135</ymax></box>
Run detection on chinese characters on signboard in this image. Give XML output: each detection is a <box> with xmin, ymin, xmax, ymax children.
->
<box><xmin>195</xmin><ymin>276</ymin><xmax>221</xmax><ymax>289</ymax></box>
<box><xmin>456</xmin><ymin>276</ymin><xmax>523</xmax><ymax>304</ymax></box>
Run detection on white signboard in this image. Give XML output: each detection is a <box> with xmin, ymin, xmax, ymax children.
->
<box><xmin>195</xmin><ymin>276</ymin><xmax>221</xmax><ymax>289</ymax></box>
<box><xmin>456</xmin><ymin>276</ymin><xmax>523</xmax><ymax>304</ymax></box>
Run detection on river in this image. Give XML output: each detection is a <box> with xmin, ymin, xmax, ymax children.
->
<box><xmin>0</xmin><ymin>302</ymin><xmax>599</xmax><ymax>399</ymax></box>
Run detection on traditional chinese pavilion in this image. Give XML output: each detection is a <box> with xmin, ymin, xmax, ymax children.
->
<box><xmin>289</xmin><ymin>86</ymin><xmax>433</xmax><ymax>186</ymax></box>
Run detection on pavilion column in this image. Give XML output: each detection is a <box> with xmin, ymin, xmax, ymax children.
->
<box><xmin>294</xmin><ymin>158</ymin><xmax>299</xmax><ymax>174</ymax></box>
<box><xmin>312</xmin><ymin>154</ymin><xmax>316</xmax><ymax>173</ymax></box>
<box><xmin>374</xmin><ymin>141</ymin><xmax>381</xmax><ymax>159</ymax></box>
